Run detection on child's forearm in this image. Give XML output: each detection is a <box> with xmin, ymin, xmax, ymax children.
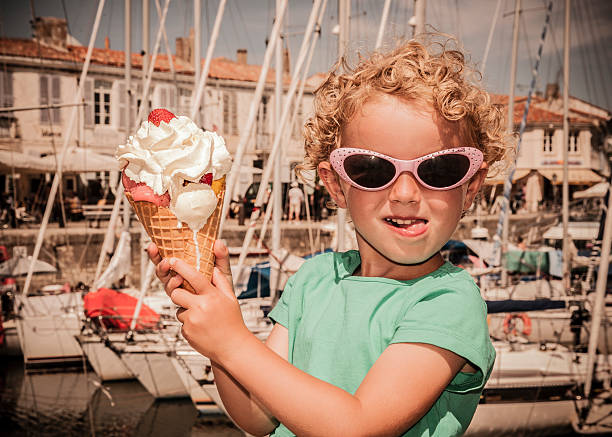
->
<box><xmin>220</xmin><ymin>335</ymin><xmax>369</xmax><ymax>437</ymax></box>
<box><xmin>211</xmin><ymin>361</ymin><xmax>278</xmax><ymax>436</ymax></box>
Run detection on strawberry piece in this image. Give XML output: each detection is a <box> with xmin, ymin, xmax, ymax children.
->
<box><xmin>148</xmin><ymin>108</ymin><xmax>176</xmax><ymax>126</ymax></box>
<box><xmin>199</xmin><ymin>173</ymin><xmax>213</xmax><ymax>185</ymax></box>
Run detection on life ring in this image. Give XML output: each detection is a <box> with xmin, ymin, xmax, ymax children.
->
<box><xmin>503</xmin><ymin>313</ymin><xmax>532</xmax><ymax>336</ymax></box>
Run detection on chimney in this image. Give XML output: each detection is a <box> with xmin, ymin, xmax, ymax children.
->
<box><xmin>283</xmin><ymin>48</ymin><xmax>290</xmax><ymax>74</ymax></box>
<box><xmin>545</xmin><ymin>83</ymin><xmax>560</xmax><ymax>101</ymax></box>
<box><xmin>237</xmin><ymin>49</ymin><xmax>247</xmax><ymax>65</ymax></box>
<box><xmin>104</xmin><ymin>36</ymin><xmax>110</xmax><ymax>50</ymax></box>
<box><xmin>175</xmin><ymin>36</ymin><xmax>193</xmax><ymax>64</ymax></box>
<box><xmin>33</xmin><ymin>17</ymin><xmax>68</xmax><ymax>50</ymax></box>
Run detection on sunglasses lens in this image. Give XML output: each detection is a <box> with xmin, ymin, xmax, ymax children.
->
<box><xmin>417</xmin><ymin>154</ymin><xmax>470</xmax><ymax>188</ymax></box>
<box><xmin>344</xmin><ymin>154</ymin><xmax>396</xmax><ymax>189</ymax></box>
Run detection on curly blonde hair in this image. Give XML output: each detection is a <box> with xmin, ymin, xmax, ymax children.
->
<box><xmin>298</xmin><ymin>36</ymin><xmax>513</xmax><ymax>181</ymax></box>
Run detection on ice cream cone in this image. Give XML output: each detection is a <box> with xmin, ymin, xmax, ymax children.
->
<box><xmin>126</xmin><ymin>177</ymin><xmax>225</xmax><ymax>292</ymax></box>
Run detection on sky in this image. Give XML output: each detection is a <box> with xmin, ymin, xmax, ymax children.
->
<box><xmin>1</xmin><ymin>0</ymin><xmax>610</xmax><ymax>112</ymax></box>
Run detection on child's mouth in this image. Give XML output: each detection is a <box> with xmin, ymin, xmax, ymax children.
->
<box><xmin>384</xmin><ymin>217</ymin><xmax>428</xmax><ymax>228</ymax></box>
<box><xmin>384</xmin><ymin>217</ymin><xmax>429</xmax><ymax>237</ymax></box>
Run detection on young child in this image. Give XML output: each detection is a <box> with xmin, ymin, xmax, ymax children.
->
<box><xmin>148</xmin><ymin>37</ymin><xmax>511</xmax><ymax>436</ymax></box>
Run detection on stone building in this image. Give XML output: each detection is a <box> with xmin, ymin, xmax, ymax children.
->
<box><xmin>0</xmin><ymin>16</ymin><xmax>313</xmax><ymax>205</ymax></box>
<box><xmin>485</xmin><ymin>88</ymin><xmax>610</xmax><ymax>212</ymax></box>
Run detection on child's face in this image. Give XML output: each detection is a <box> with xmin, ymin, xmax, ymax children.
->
<box><xmin>318</xmin><ymin>94</ymin><xmax>487</xmax><ymax>278</ymax></box>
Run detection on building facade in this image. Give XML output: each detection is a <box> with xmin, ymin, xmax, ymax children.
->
<box><xmin>0</xmin><ymin>17</ymin><xmax>313</xmax><ymax>205</ymax></box>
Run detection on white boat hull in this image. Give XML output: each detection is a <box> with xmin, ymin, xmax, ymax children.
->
<box><xmin>16</xmin><ymin>292</ymin><xmax>84</xmax><ymax>366</ymax></box>
<box><xmin>77</xmin><ymin>332</ymin><xmax>134</xmax><ymax>381</ymax></box>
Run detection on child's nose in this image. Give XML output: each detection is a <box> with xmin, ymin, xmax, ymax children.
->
<box><xmin>388</xmin><ymin>172</ymin><xmax>422</xmax><ymax>204</ymax></box>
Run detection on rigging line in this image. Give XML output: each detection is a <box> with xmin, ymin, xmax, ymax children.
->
<box><xmin>519</xmin><ymin>12</ymin><xmax>534</xmax><ymax>76</ymax></box>
<box><xmin>454</xmin><ymin>0</ymin><xmax>462</xmax><ymax>42</ymax></box>
<box><xmin>229</xmin><ymin>0</ymin><xmax>254</xmax><ymax>55</ymax></box>
<box><xmin>481</xmin><ymin>0</ymin><xmax>503</xmax><ymax>77</ymax></box>
<box><xmin>106</xmin><ymin>0</ymin><xmax>115</xmax><ymax>42</ymax></box>
<box><xmin>30</xmin><ymin>1</ymin><xmax>70</xmax><ymax>239</ymax></box>
<box><xmin>583</xmin><ymin>0</ymin><xmax>611</xmax><ymax>110</ymax></box>
<box><xmin>493</xmin><ymin>1</ymin><xmax>553</xmax><ymax>253</ymax></box>
<box><xmin>571</xmin><ymin>2</ymin><xmax>597</xmax><ymax>107</ymax></box>
<box><xmin>541</xmin><ymin>0</ymin><xmax>563</xmax><ymax>75</ymax></box>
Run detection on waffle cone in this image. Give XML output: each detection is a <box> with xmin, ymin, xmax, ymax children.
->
<box><xmin>126</xmin><ymin>177</ymin><xmax>225</xmax><ymax>293</ymax></box>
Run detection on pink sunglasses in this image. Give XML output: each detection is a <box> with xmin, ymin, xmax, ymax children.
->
<box><xmin>330</xmin><ymin>147</ymin><xmax>484</xmax><ymax>191</ymax></box>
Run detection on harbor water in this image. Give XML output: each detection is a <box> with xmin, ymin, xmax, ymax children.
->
<box><xmin>0</xmin><ymin>358</ymin><xmax>242</xmax><ymax>437</ymax></box>
<box><xmin>0</xmin><ymin>357</ymin><xmax>587</xmax><ymax>437</ymax></box>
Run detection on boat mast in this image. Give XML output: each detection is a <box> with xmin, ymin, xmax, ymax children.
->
<box><xmin>218</xmin><ymin>0</ymin><xmax>288</xmax><ymax>233</ymax></box>
<box><xmin>412</xmin><ymin>0</ymin><xmax>426</xmax><ymax>37</ymax></box>
<box><xmin>142</xmin><ymin>0</ymin><xmax>149</xmax><ymax>116</ymax></box>
<box><xmin>234</xmin><ymin>0</ymin><xmax>323</xmax><ymax>274</ymax></box>
<box><xmin>194</xmin><ymin>0</ymin><xmax>201</xmax><ymax>125</ymax></box>
<box><xmin>335</xmin><ymin>0</ymin><xmax>350</xmax><ymax>251</ymax></box>
<box><xmin>501</xmin><ymin>0</ymin><xmax>521</xmax><ymax>287</ymax></box>
<box><xmin>561</xmin><ymin>0</ymin><xmax>571</xmax><ymax>289</ymax></box>
<box><xmin>23</xmin><ymin>0</ymin><xmax>107</xmax><ymax>296</ymax></box>
<box><xmin>189</xmin><ymin>0</ymin><xmax>226</xmax><ymax>121</ymax></box>
<box><xmin>272</xmin><ymin>0</ymin><xmax>285</xmax><ymax>263</ymax></box>
<box><xmin>375</xmin><ymin>0</ymin><xmax>392</xmax><ymax>49</ymax></box>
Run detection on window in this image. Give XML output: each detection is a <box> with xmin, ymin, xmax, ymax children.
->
<box><xmin>40</xmin><ymin>75</ymin><xmax>61</xmax><ymax>123</ymax></box>
<box><xmin>0</xmin><ymin>71</ymin><xmax>13</xmax><ymax>108</ymax></box>
<box><xmin>543</xmin><ymin>129</ymin><xmax>553</xmax><ymax>153</ymax></box>
<box><xmin>256</xmin><ymin>95</ymin><xmax>270</xmax><ymax>148</ymax></box>
<box><xmin>223</xmin><ymin>91</ymin><xmax>238</xmax><ymax>136</ymax></box>
<box><xmin>0</xmin><ymin>71</ymin><xmax>15</xmax><ymax>137</ymax></box>
<box><xmin>292</xmin><ymin>101</ymin><xmax>303</xmax><ymax>139</ymax></box>
<box><xmin>94</xmin><ymin>79</ymin><xmax>112</xmax><ymax>125</ymax></box>
<box><xmin>178</xmin><ymin>87</ymin><xmax>192</xmax><ymax>116</ymax></box>
<box><xmin>569</xmin><ymin>130</ymin><xmax>579</xmax><ymax>153</ymax></box>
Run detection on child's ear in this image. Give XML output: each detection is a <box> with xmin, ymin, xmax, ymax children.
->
<box><xmin>463</xmin><ymin>164</ymin><xmax>489</xmax><ymax>210</ymax></box>
<box><xmin>318</xmin><ymin>162</ymin><xmax>347</xmax><ymax>209</ymax></box>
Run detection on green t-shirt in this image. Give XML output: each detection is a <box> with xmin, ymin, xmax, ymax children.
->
<box><xmin>268</xmin><ymin>250</ymin><xmax>495</xmax><ymax>437</ymax></box>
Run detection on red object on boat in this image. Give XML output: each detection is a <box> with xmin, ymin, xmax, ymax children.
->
<box><xmin>83</xmin><ymin>287</ymin><xmax>160</xmax><ymax>331</ymax></box>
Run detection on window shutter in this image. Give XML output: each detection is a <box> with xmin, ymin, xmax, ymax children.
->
<box><xmin>119</xmin><ymin>81</ymin><xmax>127</xmax><ymax>130</ymax></box>
<box><xmin>0</xmin><ymin>71</ymin><xmax>13</xmax><ymax>107</ymax></box>
<box><xmin>40</xmin><ymin>75</ymin><xmax>49</xmax><ymax>123</ymax></box>
<box><xmin>168</xmin><ymin>86</ymin><xmax>177</xmax><ymax>113</ymax></box>
<box><xmin>84</xmin><ymin>78</ymin><xmax>94</xmax><ymax>128</ymax></box>
<box><xmin>223</xmin><ymin>93</ymin><xmax>229</xmax><ymax>134</ymax></box>
<box><xmin>231</xmin><ymin>92</ymin><xmax>238</xmax><ymax>135</ymax></box>
<box><xmin>52</xmin><ymin>76</ymin><xmax>61</xmax><ymax>123</ymax></box>
<box><xmin>160</xmin><ymin>87</ymin><xmax>167</xmax><ymax>108</ymax></box>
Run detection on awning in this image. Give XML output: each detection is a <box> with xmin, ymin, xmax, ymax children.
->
<box><xmin>573</xmin><ymin>181</ymin><xmax>610</xmax><ymax>199</ymax></box>
<box><xmin>538</xmin><ymin>168</ymin><xmax>603</xmax><ymax>185</ymax></box>
<box><xmin>484</xmin><ymin>168</ymin><xmax>531</xmax><ymax>185</ymax></box>
<box><xmin>0</xmin><ymin>150</ymin><xmax>55</xmax><ymax>173</ymax></box>
<box><xmin>542</xmin><ymin>221</ymin><xmax>600</xmax><ymax>240</ymax></box>
<box><xmin>39</xmin><ymin>148</ymin><xmax>119</xmax><ymax>173</ymax></box>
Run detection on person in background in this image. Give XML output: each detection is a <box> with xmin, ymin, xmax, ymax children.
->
<box><xmin>287</xmin><ymin>181</ymin><xmax>304</xmax><ymax>222</ymax></box>
<box><xmin>148</xmin><ymin>35</ymin><xmax>512</xmax><ymax>436</ymax></box>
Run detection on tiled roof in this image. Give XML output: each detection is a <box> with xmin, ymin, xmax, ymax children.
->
<box><xmin>490</xmin><ymin>94</ymin><xmax>598</xmax><ymax>125</ymax></box>
<box><xmin>0</xmin><ymin>37</ymin><xmax>288</xmax><ymax>84</ymax></box>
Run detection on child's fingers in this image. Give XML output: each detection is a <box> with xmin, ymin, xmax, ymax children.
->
<box><xmin>212</xmin><ymin>266</ymin><xmax>237</xmax><ymax>300</ymax></box>
<box><xmin>169</xmin><ymin>288</ymin><xmax>197</xmax><ymax>312</ymax></box>
<box><xmin>168</xmin><ymin>257</ymin><xmax>209</xmax><ymax>294</ymax></box>
<box><xmin>164</xmin><ymin>271</ymin><xmax>184</xmax><ymax>296</ymax></box>
<box><xmin>147</xmin><ymin>243</ymin><xmax>162</xmax><ymax>265</ymax></box>
<box><xmin>155</xmin><ymin>258</ymin><xmax>175</xmax><ymax>286</ymax></box>
<box><xmin>213</xmin><ymin>240</ymin><xmax>233</xmax><ymax>284</ymax></box>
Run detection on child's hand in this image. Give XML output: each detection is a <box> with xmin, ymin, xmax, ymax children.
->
<box><xmin>146</xmin><ymin>240</ymin><xmax>235</xmax><ymax>296</ymax></box>
<box><xmin>147</xmin><ymin>241</ymin><xmax>248</xmax><ymax>362</ymax></box>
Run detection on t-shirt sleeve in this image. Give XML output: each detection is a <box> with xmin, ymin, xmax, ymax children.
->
<box><xmin>390</xmin><ymin>282</ymin><xmax>495</xmax><ymax>394</ymax></box>
<box><xmin>268</xmin><ymin>275</ymin><xmax>296</xmax><ymax>328</ymax></box>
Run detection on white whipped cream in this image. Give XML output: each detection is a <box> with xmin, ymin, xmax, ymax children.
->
<box><xmin>116</xmin><ymin>116</ymin><xmax>231</xmax><ymax>236</ymax></box>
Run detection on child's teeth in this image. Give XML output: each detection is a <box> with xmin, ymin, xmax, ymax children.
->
<box><xmin>388</xmin><ymin>218</ymin><xmax>419</xmax><ymax>226</ymax></box>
